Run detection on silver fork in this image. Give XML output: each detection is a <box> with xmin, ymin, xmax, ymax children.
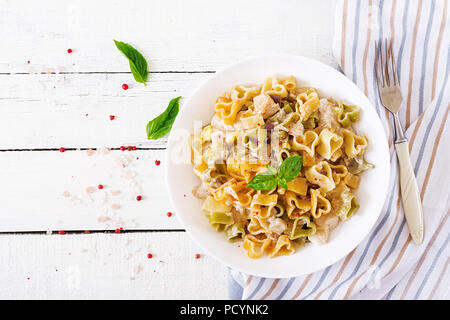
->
<box><xmin>375</xmin><ymin>39</ymin><xmax>424</xmax><ymax>244</ymax></box>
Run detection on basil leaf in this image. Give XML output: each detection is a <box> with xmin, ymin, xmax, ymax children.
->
<box><xmin>266</xmin><ymin>165</ymin><xmax>278</xmax><ymax>175</ymax></box>
<box><xmin>246</xmin><ymin>174</ymin><xmax>278</xmax><ymax>190</ymax></box>
<box><xmin>278</xmin><ymin>178</ymin><xmax>288</xmax><ymax>191</ymax></box>
<box><xmin>278</xmin><ymin>156</ymin><xmax>302</xmax><ymax>182</ymax></box>
<box><xmin>246</xmin><ymin>156</ymin><xmax>302</xmax><ymax>191</ymax></box>
<box><xmin>146</xmin><ymin>96</ymin><xmax>181</xmax><ymax>140</ymax></box>
<box><xmin>114</xmin><ymin>40</ymin><xmax>149</xmax><ymax>85</ymax></box>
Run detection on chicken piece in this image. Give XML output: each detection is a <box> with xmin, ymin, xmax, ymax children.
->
<box><xmin>318</xmin><ymin>98</ymin><xmax>340</xmax><ymax>130</ymax></box>
<box><xmin>289</xmin><ymin>121</ymin><xmax>304</xmax><ymax>137</ymax></box>
<box><xmin>254</xmin><ymin>94</ymin><xmax>280</xmax><ymax>119</ymax></box>
<box><xmin>267</xmin><ymin>217</ymin><xmax>288</xmax><ymax>235</ymax></box>
<box><xmin>308</xmin><ymin>227</ymin><xmax>330</xmax><ymax>245</ymax></box>
<box><xmin>308</xmin><ymin>211</ymin><xmax>339</xmax><ymax>245</ymax></box>
<box><xmin>315</xmin><ymin>211</ymin><xmax>339</xmax><ymax>230</ymax></box>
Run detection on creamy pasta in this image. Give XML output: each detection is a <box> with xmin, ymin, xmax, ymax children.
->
<box><xmin>190</xmin><ymin>76</ymin><xmax>373</xmax><ymax>259</ymax></box>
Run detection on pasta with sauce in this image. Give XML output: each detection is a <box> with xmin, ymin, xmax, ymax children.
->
<box><xmin>190</xmin><ymin>76</ymin><xmax>373</xmax><ymax>259</ymax></box>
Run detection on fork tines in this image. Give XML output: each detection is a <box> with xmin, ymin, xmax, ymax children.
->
<box><xmin>375</xmin><ymin>38</ymin><xmax>399</xmax><ymax>88</ymax></box>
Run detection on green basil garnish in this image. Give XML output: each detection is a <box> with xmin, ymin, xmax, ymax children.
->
<box><xmin>246</xmin><ymin>174</ymin><xmax>278</xmax><ymax>191</ymax></box>
<box><xmin>278</xmin><ymin>155</ymin><xmax>303</xmax><ymax>182</ymax></box>
<box><xmin>114</xmin><ymin>40</ymin><xmax>149</xmax><ymax>86</ymax></box>
<box><xmin>246</xmin><ymin>156</ymin><xmax>302</xmax><ymax>190</ymax></box>
<box><xmin>146</xmin><ymin>97</ymin><xmax>181</xmax><ymax>140</ymax></box>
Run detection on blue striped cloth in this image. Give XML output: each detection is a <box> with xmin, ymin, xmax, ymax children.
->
<box><xmin>229</xmin><ymin>0</ymin><xmax>450</xmax><ymax>300</ymax></box>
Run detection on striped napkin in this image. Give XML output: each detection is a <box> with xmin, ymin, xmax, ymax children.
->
<box><xmin>229</xmin><ymin>0</ymin><xmax>450</xmax><ymax>300</ymax></box>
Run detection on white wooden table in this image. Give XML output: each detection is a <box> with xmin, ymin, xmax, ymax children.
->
<box><xmin>0</xmin><ymin>0</ymin><xmax>336</xmax><ymax>299</ymax></box>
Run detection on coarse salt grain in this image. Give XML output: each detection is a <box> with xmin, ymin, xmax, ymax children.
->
<box><xmin>97</xmin><ymin>216</ymin><xmax>111</xmax><ymax>223</ymax></box>
<box><xmin>85</xmin><ymin>187</ymin><xmax>95</xmax><ymax>194</ymax></box>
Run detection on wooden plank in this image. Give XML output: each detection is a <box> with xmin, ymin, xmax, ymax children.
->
<box><xmin>0</xmin><ymin>72</ymin><xmax>209</xmax><ymax>149</ymax></box>
<box><xmin>0</xmin><ymin>232</ymin><xmax>228</xmax><ymax>299</ymax></box>
<box><xmin>0</xmin><ymin>0</ymin><xmax>336</xmax><ymax>73</ymax></box>
<box><xmin>0</xmin><ymin>149</ymin><xmax>185</xmax><ymax>231</ymax></box>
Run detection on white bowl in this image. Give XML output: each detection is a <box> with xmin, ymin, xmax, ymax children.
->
<box><xmin>165</xmin><ymin>55</ymin><xmax>390</xmax><ymax>278</ymax></box>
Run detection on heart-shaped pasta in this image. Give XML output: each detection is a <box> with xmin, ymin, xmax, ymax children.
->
<box><xmin>207</xmin><ymin>211</ymin><xmax>234</xmax><ymax>232</ymax></box>
<box><xmin>286</xmin><ymin>177</ymin><xmax>308</xmax><ymax>196</ymax></box>
<box><xmin>202</xmin><ymin>196</ymin><xmax>232</xmax><ymax>213</ymax></box>
<box><xmin>225</xmin><ymin>223</ymin><xmax>245</xmax><ymax>242</ymax></box>
<box><xmin>310</xmin><ymin>189</ymin><xmax>331</xmax><ymax>219</ymax></box>
<box><xmin>247</xmin><ymin>215</ymin><xmax>270</xmax><ymax>235</ymax></box>
<box><xmin>222</xmin><ymin>180</ymin><xmax>254</xmax><ymax>207</ymax></box>
<box><xmin>230</xmin><ymin>85</ymin><xmax>261</xmax><ymax>101</ymax></box>
<box><xmin>316</xmin><ymin>128</ymin><xmax>344</xmax><ymax>160</ymax></box>
<box><xmin>292</xmin><ymin>130</ymin><xmax>319</xmax><ymax>157</ymax></box>
<box><xmin>334</xmin><ymin>102</ymin><xmax>360</xmax><ymax>127</ymax></box>
<box><xmin>250</xmin><ymin>193</ymin><xmax>278</xmax><ymax>218</ymax></box>
<box><xmin>280</xmin><ymin>76</ymin><xmax>297</xmax><ymax>91</ymax></box>
<box><xmin>342</xmin><ymin>129</ymin><xmax>368</xmax><ymax>158</ymax></box>
<box><xmin>288</xmin><ymin>214</ymin><xmax>317</xmax><ymax>240</ymax></box>
<box><xmin>243</xmin><ymin>234</ymin><xmax>272</xmax><ymax>259</ymax></box>
<box><xmin>296</xmin><ymin>88</ymin><xmax>320</xmax><ymax>121</ymax></box>
<box><xmin>305</xmin><ymin>161</ymin><xmax>336</xmax><ymax>193</ymax></box>
<box><xmin>343</xmin><ymin>172</ymin><xmax>360</xmax><ymax>189</ymax></box>
<box><xmin>329</xmin><ymin>163</ymin><xmax>349</xmax><ymax>185</ymax></box>
<box><xmin>215</xmin><ymin>93</ymin><xmax>245</xmax><ymax>125</ymax></box>
<box><xmin>285</xmin><ymin>191</ymin><xmax>311</xmax><ymax>218</ymax></box>
<box><xmin>328</xmin><ymin>183</ymin><xmax>360</xmax><ymax>221</ymax></box>
<box><xmin>261</xmin><ymin>76</ymin><xmax>289</xmax><ymax>98</ymax></box>
<box><xmin>267</xmin><ymin>235</ymin><xmax>295</xmax><ymax>258</ymax></box>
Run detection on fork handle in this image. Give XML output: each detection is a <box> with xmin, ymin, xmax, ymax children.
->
<box><xmin>395</xmin><ymin>141</ymin><xmax>424</xmax><ymax>244</ymax></box>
